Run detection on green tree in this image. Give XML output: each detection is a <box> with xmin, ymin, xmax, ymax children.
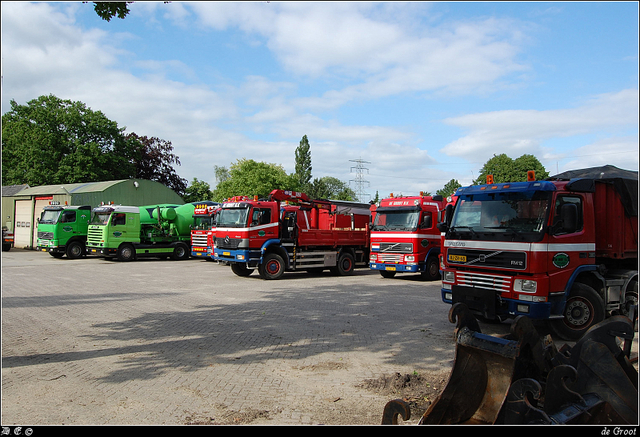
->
<box><xmin>294</xmin><ymin>135</ymin><xmax>312</xmax><ymax>191</ymax></box>
<box><xmin>307</xmin><ymin>176</ymin><xmax>357</xmax><ymax>201</ymax></box>
<box><xmin>86</xmin><ymin>1</ymin><xmax>133</xmax><ymax>21</ymax></box>
<box><xmin>212</xmin><ymin>159</ymin><xmax>297</xmax><ymax>201</ymax></box>
<box><xmin>437</xmin><ymin>179</ymin><xmax>462</xmax><ymax>198</ymax></box>
<box><xmin>474</xmin><ymin>154</ymin><xmax>548</xmax><ymax>184</ymax></box>
<box><xmin>183</xmin><ymin>178</ymin><xmax>214</xmax><ymax>203</ymax></box>
<box><xmin>2</xmin><ymin>95</ymin><xmax>135</xmax><ymax>186</ymax></box>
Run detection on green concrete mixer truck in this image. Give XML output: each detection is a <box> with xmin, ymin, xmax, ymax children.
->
<box><xmin>86</xmin><ymin>203</ymin><xmax>196</xmax><ymax>261</ymax></box>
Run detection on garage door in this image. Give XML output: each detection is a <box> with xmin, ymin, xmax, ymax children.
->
<box><xmin>14</xmin><ymin>200</ymin><xmax>33</xmax><ymax>249</ymax></box>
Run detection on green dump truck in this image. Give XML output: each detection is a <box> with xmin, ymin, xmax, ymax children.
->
<box><xmin>86</xmin><ymin>203</ymin><xmax>196</xmax><ymax>261</ymax></box>
<box><xmin>36</xmin><ymin>205</ymin><xmax>92</xmax><ymax>258</ymax></box>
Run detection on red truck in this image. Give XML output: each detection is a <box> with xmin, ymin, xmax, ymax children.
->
<box><xmin>369</xmin><ymin>193</ymin><xmax>448</xmax><ymax>280</ymax></box>
<box><xmin>438</xmin><ymin>165</ymin><xmax>638</xmax><ymax>340</ymax></box>
<box><xmin>190</xmin><ymin>201</ymin><xmax>220</xmax><ymax>259</ymax></box>
<box><xmin>213</xmin><ymin>189</ymin><xmax>371</xmax><ymax>279</ymax></box>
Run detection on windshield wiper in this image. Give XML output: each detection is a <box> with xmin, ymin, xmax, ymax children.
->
<box><xmin>450</xmin><ymin>226</ymin><xmax>478</xmax><ymax>238</ymax></box>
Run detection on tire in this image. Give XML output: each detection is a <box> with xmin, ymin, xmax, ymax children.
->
<box><xmin>117</xmin><ymin>243</ymin><xmax>135</xmax><ymax>262</ymax></box>
<box><xmin>66</xmin><ymin>241</ymin><xmax>84</xmax><ymax>259</ymax></box>
<box><xmin>336</xmin><ymin>252</ymin><xmax>355</xmax><ymax>276</ymax></box>
<box><xmin>380</xmin><ymin>270</ymin><xmax>396</xmax><ymax>278</ymax></box>
<box><xmin>550</xmin><ymin>282</ymin><xmax>605</xmax><ymax>341</ymax></box>
<box><xmin>171</xmin><ymin>243</ymin><xmax>190</xmax><ymax>260</ymax></box>
<box><xmin>2</xmin><ymin>244</ymin><xmax>10</xmax><ymax>252</ymax></box>
<box><xmin>259</xmin><ymin>253</ymin><xmax>285</xmax><ymax>280</ymax></box>
<box><xmin>231</xmin><ymin>263</ymin><xmax>254</xmax><ymax>277</ymax></box>
<box><xmin>421</xmin><ymin>256</ymin><xmax>440</xmax><ymax>281</ymax></box>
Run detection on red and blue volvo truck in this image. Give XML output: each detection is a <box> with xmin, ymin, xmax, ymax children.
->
<box><xmin>190</xmin><ymin>201</ymin><xmax>220</xmax><ymax>258</ymax></box>
<box><xmin>369</xmin><ymin>193</ymin><xmax>447</xmax><ymax>280</ymax></box>
<box><xmin>213</xmin><ymin>189</ymin><xmax>371</xmax><ymax>279</ymax></box>
<box><xmin>438</xmin><ymin>165</ymin><xmax>638</xmax><ymax>340</ymax></box>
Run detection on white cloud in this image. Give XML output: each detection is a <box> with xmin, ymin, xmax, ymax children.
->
<box><xmin>439</xmin><ymin>88</ymin><xmax>639</xmax><ymax>167</ymax></box>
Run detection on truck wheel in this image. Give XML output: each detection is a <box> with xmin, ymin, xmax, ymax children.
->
<box><xmin>117</xmin><ymin>244</ymin><xmax>135</xmax><ymax>262</ymax></box>
<box><xmin>260</xmin><ymin>253</ymin><xmax>285</xmax><ymax>280</ymax></box>
<box><xmin>550</xmin><ymin>282</ymin><xmax>605</xmax><ymax>341</ymax></box>
<box><xmin>380</xmin><ymin>270</ymin><xmax>396</xmax><ymax>278</ymax></box>
<box><xmin>231</xmin><ymin>263</ymin><xmax>254</xmax><ymax>277</ymax></box>
<box><xmin>336</xmin><ymin>252</ymin><xmax>355</xmax><ymax>276</ymax></box>
<box><xmin>66</xmin><ymin>241</ymin><xmax>84</xmax><ymax>259</ymax></box>
<box><xmin>421</xmin><ymin>256</ymin><xmax>440</xmax><ymax>281</ymax></box>
<box><xmin>171</xmin><ymin>243</ymin><xmax>190</xmax><ymax>260</ymax></box>
<box><xmin>2</xmin><ymin>243</ymin><xmax>10</xmax><ymax>252</ymax></box>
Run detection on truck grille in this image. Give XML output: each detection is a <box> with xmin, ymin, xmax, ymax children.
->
<box><xmin>214</xmin><ymin>237</ymin><xmax>242</xmax><ymax>249</ymax></box>
<box><xmin>379</xmin><ymin>242</ymin><xmax>413</xmax><ymax>253</ymax></box>
<box><xmin>456</xmin><ymin>271</ymin><xmax>511</xmax><ymax>293</ymax></box>
<box><xmin>37</xmin><ymin>231</ymin><xmax>53</xmax><ymax>240</ymax></box>
<box><xmin>447</xmin><ymin>248</ymin><xmax>527</xmax><ymax>270</ymax></box>
<box><xmin>191</xmin><ymin>235</ymin><xmax>208</xmax><ymax>247</ymax></box>
<box><xmin>377</xmin><ymin>253</ymin><xmax>403</xmax><ymax>263</ymax></box>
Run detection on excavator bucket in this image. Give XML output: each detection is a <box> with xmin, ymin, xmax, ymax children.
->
<box><xmin>416</xmin><ymin>303</ymin><xmax>555</xmax><ymax>424</ymax></box>
<box><xmin>381</xmin><ymin>304</ymin><xmax>637</xmax><ymax>425</ymax></box>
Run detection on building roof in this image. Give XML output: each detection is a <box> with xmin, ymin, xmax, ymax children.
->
<box><xmin>12</xmin><ymin>180</ymin><xmax>133</xmax><ymax>196</ymax></box>
<box><xmin>2</xmin><ymin>184</ymin><xmax>30</xmax><ymax>197</ymax></box>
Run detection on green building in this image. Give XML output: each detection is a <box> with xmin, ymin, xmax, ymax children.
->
<box><xmin>2</xmin><ymin>179</ymin><xmax>184</xmax><ymax>249</ymax></box>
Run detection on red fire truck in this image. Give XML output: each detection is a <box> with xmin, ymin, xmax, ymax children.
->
<box><xmin>213</xmin><ymin>190</ymin><xmax>371</xmax><ymax>279</ymax></box>
<box><xmin>190</xmin><ymin>201</ymin><xmax>220</xmax><ymax>258</ymax></box>
<box><xmin>369</xmin><ymin>193</ymin><xmax>447</xmax><ymax>280</ymax></box>
<box><xmin>438</xmin><ymin>165</ymin><xmax>638</xmax><ymax>340</ymax></box>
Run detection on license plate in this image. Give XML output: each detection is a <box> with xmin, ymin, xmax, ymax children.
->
<box><xmin>41</xmin><ymin>249</ymin><xmax>47</xmax><ymax>252</ymax></box>
<box><xmin>385</xmin><ymin>266</ymin><xmax>396</xmax><ymax>271</ymax></box>
<box><xmin>223</xmin><ymin>252</ymin><xmax>231</xmax><ymax>256</ymax></box>
<box><xmin>449</xmin><ymin>255</ymin><xmax>466</xmax><ymax>262</ymax></box>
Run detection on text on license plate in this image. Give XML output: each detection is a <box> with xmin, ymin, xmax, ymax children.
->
<box><xmin>385</xmin><ymin>266</ymin><xmax>396</xmax><ymax>271</ymax></box>
<box><xmin>449</xmin><ymin>255</ymin><xmax>466</xmax><ymax>262</ymax></box>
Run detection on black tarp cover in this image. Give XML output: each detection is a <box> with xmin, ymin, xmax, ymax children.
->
<box><xmin>547</xmin><ymin>165</ymin><xmax>638</xmax><ymax>217</ymax></box>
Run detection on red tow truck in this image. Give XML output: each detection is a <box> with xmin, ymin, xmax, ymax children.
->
<box><xmin>190</xmin><ymin>201</ymin><xmax>220</xmax><ymax>258</ymax></box>
<box><xmin>369</xmin><ymin>193</ymin><xmax>448</xmax><ymax>280</ymax></box>
<box><xmin>213</xmin><ymin>189</ymin><xmax>371</xmax><ymax>279</ymax></box>
<box><xmin>438</xmin><ymin>165</ymin><xmax>638</xmax><ymax>340</ymax></box>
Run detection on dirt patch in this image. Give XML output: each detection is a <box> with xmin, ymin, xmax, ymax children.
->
<box><xmin>183</xmin><ymin>405</ymin><xmax>282</xmax><ymax>425</ymax></box>
<box><xmin>358</xmin><ymin>371</ymin><xmax>448</xmax><ymax>421</ymax></box>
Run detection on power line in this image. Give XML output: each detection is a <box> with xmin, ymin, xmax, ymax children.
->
<box><xmin>349</xmin><ymin>158</ymin><xmax>371</xmax><ymax>202</ymax></box>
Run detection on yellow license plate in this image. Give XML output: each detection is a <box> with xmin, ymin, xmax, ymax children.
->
<box><xmin>41</xmin><ymin>249</ymin><xmax>47</xmax><ymax>252</ymax></box>
<box><xmin>223</xmin><ymin>252</ymin><xmax>231</xmax><ymax>256</ymax></box>
<box><xmin>385</xmin><ymin>266</ymin><xmax>396</xmax><ymax>271</ymax></box>
<box><xmin>449</xmin><ymin>255</ymin><xmax>466</xmax><ymax>262</ymax></box>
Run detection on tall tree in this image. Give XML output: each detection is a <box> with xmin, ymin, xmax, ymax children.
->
<box><xmin>437</xmin><ymin>179</ymin><xmax>462</xmax><ymax>198</ymax></box>
<box><xmin>294</xmin><ymin>135</ymin><xmax>312</xmax><ymax>191</ymax></box>
<box><xmin>2</xmin><ymin>95</ymin><xmax>135</xmax><ymax>186</ymax></box>
<box><xmin>183</xmin><ymin>178</ymin><xmax>213</xmax><ymax>203</ymax></box>
<box><xmin>125</xmin><ymin>133</ymin><xmax>188</xmax><ymax>197</ymax></box>
<box><xmin>212</xmin><ymin>159</ymin><xmax>297</xmax><ymax>202</ymax></box>
<box><xmin>474</xmin><ymin>154</ymin><xmax>548</xmax><ymax>184</ymax></box>
<box><xmin>307</xmin><ymin>176</ymin><xmax>357</xmax><ymax>201</ymax></box>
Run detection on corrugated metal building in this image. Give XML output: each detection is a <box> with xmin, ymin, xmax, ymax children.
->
<box><xmin>2</xmin><ymin>179</ymin><xmax>184</xmax><ymax>249</ymax></box>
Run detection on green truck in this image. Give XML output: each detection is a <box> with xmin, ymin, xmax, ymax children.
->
<box><xmin>36</xmin><ymin>205</ymin><xmax>92</xmax><ymax>258</ymax></box>
<box><xmin>86</xmin><ymin>203</ymin><xmax>197</xmax><ymax>261</ymax></box>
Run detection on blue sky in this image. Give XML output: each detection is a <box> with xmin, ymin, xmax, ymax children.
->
<box><xmin>2</xmin><ymin>2</ymin><xmax>638</xmax><ymax>201</ymax></box>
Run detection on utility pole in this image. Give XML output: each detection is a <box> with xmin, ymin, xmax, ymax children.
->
<box><xmin>349</xmin><ymin>157</ymin><xmax>371</xmax><ymax>202</ymax></box>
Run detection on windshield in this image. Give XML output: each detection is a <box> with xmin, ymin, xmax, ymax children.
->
<box><xmin>373</xmin><ymin>209</ymin><xmax>420</xmax><ymax>231</ymax></box>
<box><xmin>216</xmin><ymin>207</ymin><xmax>250</xmax><ymax>228</ymax></box>
<box><xmin>90</xmin><ymin>212</ymin><xmax>112</xmax><ymax>225</ymax></box>
<box><xmin>192</xmin><ymin>216</ymin><xmax>215</xmax><ymax>230</ymax></box>
<box><xmin>39</xmin><ymin>209</ymin><xmax>62</xmax><ymax>224</ymax></box>
<box><xmin>449</xmin><ymin>190</ymin><xmax>551</xmax><ymax>241</ymax></box>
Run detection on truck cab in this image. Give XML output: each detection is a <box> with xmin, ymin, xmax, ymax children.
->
<box><xmin>439</xmin><ymin>168</ymin><xmax>638</xmax><ymax>340</ymax></box>
<box><xmin>36</xmin><ymin>205</ymin><xmax>91</xmax><ymax>258</ymax></box>
<box><xmin>369</xmin><ymin>194</ymin><xmax>446</xmax><ymax>280</ymax></box>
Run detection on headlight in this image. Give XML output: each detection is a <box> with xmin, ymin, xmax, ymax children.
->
<box><xmin>514</xmin><ymin>279</ymin><xmax>537</xmax><ymax>293</ymax></box>
<box><xmin>405</xmin><ymin>255</ymin><xmax>415</xmax><ymax>262</ymax></box>
<box><xmin>443</xmin><ymin>271</ymin><xmax>455</xmax><ymax>283</ymax></box>
<box><xmin>370</xmin><ymin>253</ymin><xmax>377</xmax><ymax>261</ymax></box>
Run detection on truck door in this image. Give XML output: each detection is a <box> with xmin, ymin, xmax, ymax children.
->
<box><xmin>281</xmin><ymin>211</ymin><xmax>297</xmax><ymax>242</ymax></box>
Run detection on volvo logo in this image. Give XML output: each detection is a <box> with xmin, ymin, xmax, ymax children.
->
<box><xmin>224</xmin><ymin>235</ymin><xmax>230</xmax><ymax>244</ymax></box>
